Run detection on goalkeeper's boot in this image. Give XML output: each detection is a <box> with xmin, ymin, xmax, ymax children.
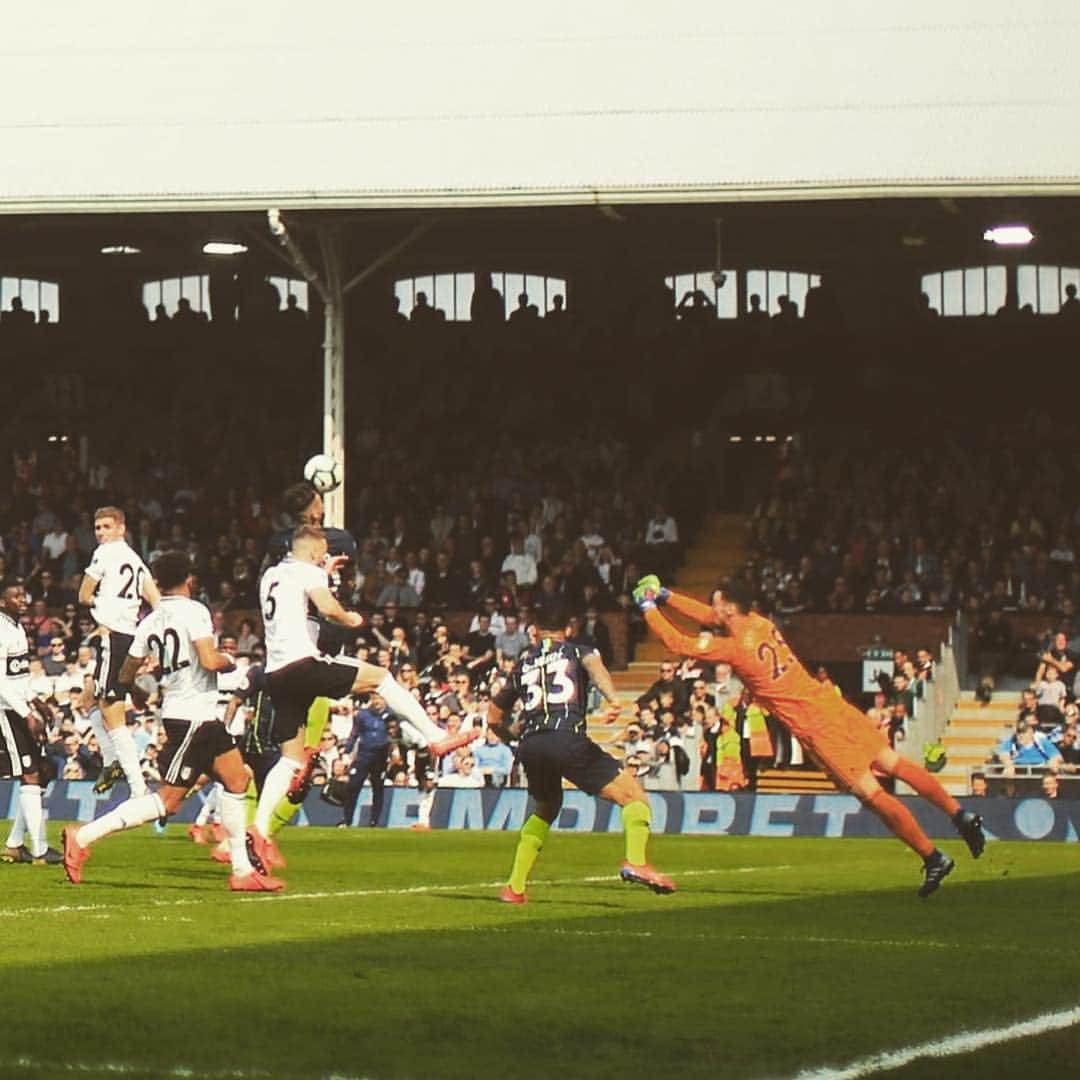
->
<box><xmin>286</xmin><ymin>747</ymin><xmax>319</xmax><ymax>805</ymax></box>
<box><xmin>953</xmin><ymin>811</ymin><xmax>986</xmax><ymax>859</ymax></box>
<box><xmin>499</xmin><ymin>885</ymin><xmax>528</xmax><ymax>905</ymax></box>
<box><xmin>917</xmin><ymin>851</ymin><xmax>955</xmax><ymax>898</ymax></box>
<box><xmin>92</xmin><ymin>761</ymin><xmax>126</xmax><ymax>796</ymax></box>
<box><xmin>619</xmin><ymin>862</ymin><xmax>676</xmax><ymax>895</ymax></box>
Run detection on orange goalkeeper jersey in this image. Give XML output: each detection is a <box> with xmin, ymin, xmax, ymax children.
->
<box><xmin>644</xmin><ymin>591</ymin><xmax>887</xmax><ymax>782</ymax></box>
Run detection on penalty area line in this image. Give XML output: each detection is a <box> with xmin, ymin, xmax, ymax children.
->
<box><xmin>784</xmin><ymin>1003</ymin><xmax>1080</xmax><ymax>1080</ymax></box>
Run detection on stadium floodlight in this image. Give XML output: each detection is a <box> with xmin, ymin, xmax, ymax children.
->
<box><xmin>100</xmin><ymin>244</ymin><xmax>141</xmax><ymax>255</ymax></box>
<box><xmin>202</xmin><ymin>241</ymin><xmax>248</xmax><ymax>255</ymax></box>
<box><xmin>983</xmin><ymin>225</ymin><xmax>1034</xmax><ymax>246</ymax></box>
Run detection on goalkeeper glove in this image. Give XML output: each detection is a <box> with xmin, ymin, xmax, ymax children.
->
<box><xmin>632</xmin><ymin>575</ymin><xmax>670</xmax><ymax>611</ymax></box>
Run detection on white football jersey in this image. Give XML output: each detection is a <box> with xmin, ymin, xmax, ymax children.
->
<box><xmin>0</xmin><ymin>610</ymin><xmax>31</xmax><ymax>715</ymax></box>
<box><xmin>129</xmin><ymin>596</ymin><xmax>217</xmax><ymax>723</ymax></box>
<box><xmin>84</xmin><ymin>540</ymin><xmax>151</xmax><ymax>634</ymax></box>
<box><xmin>259</xmin><ymin>557</ymin><xmax>328</xmax><ymax>673</ymax></box>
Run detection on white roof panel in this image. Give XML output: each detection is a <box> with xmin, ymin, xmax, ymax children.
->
<box><xmin>2</xmin><ymin>1</ymin><xmax>1078</xmax><ymax>211</ymax></box>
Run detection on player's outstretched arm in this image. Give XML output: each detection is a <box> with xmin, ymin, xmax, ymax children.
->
<box><xmin>664</xmin><ymin>589</ymin><xmax>715</xmax><ymax>625</ymax></box>
<box><xmin>308</xmin><ymin>586</ymin><xmax>363</xmax><ymax>629</ymax></box>
<box><xmin>193</xmin><ymin>637</ymin><xmax>237</xmax><ymax>673</ymax></box>
<box><xmin>582</xmin><ymin>652</ymin><xmax>622</xmax><ymax>723</ymax></box>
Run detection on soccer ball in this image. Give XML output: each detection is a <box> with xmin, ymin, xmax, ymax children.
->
<box><xmin>303</xmin><ymin>453</ymin><xmax>342</xmax><ymax>494</ymax></box>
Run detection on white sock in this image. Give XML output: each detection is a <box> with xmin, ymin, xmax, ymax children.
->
<box><xmin>377</xmin><ymin>674</ymin><xmax>445</xmax><ymax>746</ymax></box>
<box><xmin>220</xmin><ymin>790</ymin><xmax>255</xmax><ymax>876</ymax></box>
<box><xmin>90</xmin><ymin>711</ymin><xmax>117</xmax><ymax>765</ymax></box>
<box><xmin>108</xmin><ymin>726</ymin><xmax>147</xmax><ymax>797</ymax></box>
<box><xmin>76</xmin><ymin>793</ymin><xmax>166</xmax><ymax>848</ymax></box>
<box><xmin>253</xmin><ymin>756</ymin><xmax>302</xmax><ymax>837</ymax></box>
<box><xmin>18</xmin><ymin>785</ymin><xmax>45</xmax><ymax>858</ymax></box>
<box><xmin>195</xmin><ymin>784</ymin><xmax>221</xmax><ymax>827</ymax></box>
<box><xmin>6</xmin><ymin>802</ymin><xmax>26</xmax><ymax>850</ymax></box>
<box><xmin>417</xmin><ymin>788</ymin><xmax>435</xmax><ymax>827</ymax></box>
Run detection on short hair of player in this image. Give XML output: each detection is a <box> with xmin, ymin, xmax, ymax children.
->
<box><xmin>282</xmin><ymin>482</ymin><xmax>319</xmax><ymax>524</ymax></box>
<box><xmin>292</xmin><ymin>524</ymin><xmax>326</xmax><ymax>555</ymax></box>
<box><xmin>152</xmin><ymin>551</ymin><xmax>193</xmax><ymax>592</ymax></box>
<box><xmin>94</xmin><ymin>505</ymin><xmax>125</xmax><ymax>525</ymax></box>
<box><xmin>715</xmin><ymin>577</ymin><xmax>754</xmax><ymax>612</ymax></box>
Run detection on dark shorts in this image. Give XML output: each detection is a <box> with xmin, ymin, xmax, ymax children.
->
<box><xmin>0</xmin><ymin>710</ymin><xmax>39</xmax><ymax>779</ymax></box>
<box><xmin>242</xmin><ymin>748</ymin><xmax>280</xmax><ymax>795</ymax></box>
<box><xmin>93</xmin><ymin>631</ymin><xmax>135</xmax><ymax>703</ymax></box>
<box><xmin>266</xmin><ymin>656</ymin><xmax>358</xmax><ymax>743</ymax></box>
<box><xmin>518</xmin><ymin>729</ymin><xmax>622</xmax><ymax>803</ymax></box>
<box><xmin>158</xmin><ymin>719</ymin><xmax>238</xmax><ymax>789</ymax></box>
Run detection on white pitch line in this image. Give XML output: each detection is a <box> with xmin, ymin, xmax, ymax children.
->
<box><xmin>0</xmin><ymin>1056</ymin><xmax>275</xmax><ymax>1078</ymax></box>
<box><xmin>0</xmin><ymin>864</ymin><xmax>791</xmax><ymax>918</ymax></box>
<box><xmin>784</xmin><ymin>1004</ymin><xmax>1080</xmax><ymax>1080</ymax></box>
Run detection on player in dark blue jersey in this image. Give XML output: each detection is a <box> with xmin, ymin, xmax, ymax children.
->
<box><xmin>489</xmin><ymin>625</ymin><xmax>675</xmax><ymax>903</ymax></box>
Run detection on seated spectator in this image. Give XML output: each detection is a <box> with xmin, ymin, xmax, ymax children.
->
<box><xmin>1036</xmin><ymin>630</ymin><xmax>1077</xmax><ymax>686</ymax></box>
<box><xmin>501</xmin><ymin>536</ymin><xmax>538</xmax><ymax>589</ymax></box>
<box><xmin>235</xmin><ymin>618</ymin><xmax>261</xmax><ymax>655</ymax></box>
<box><xmin>1034</xmin><ymin>668</ymin><xmax>1068</xmax><ymax>729</ymax></box>
<box><xmin>377</xmin><ymin>566</ymin><xmax>421</xmax><ymax>608</ymax></box>
<box><xmin>635</xmin><ymin>660</ymin><xmax>690</xmax><ymax>717</ymax></box>
<box><xmin>473</xmin><ymin>728</ymin><xmax>514</xmax><ymax>788</ymax></box>
<box><xmin>494</xmin><ymin>613</ymin><xmax>528</xmax><ymax>665</ymax></box>
<box><xmin>996</xmin><ymin>715</ymin><xmax>1063</xmax><ymax>774</ymax></box>
<box><xmin>1041</xmin><ymin>773</ymin><xmax>1060</xmax><ymax>800</ymax></box>
<box><xmin>437</xmin><ymin>748</ymin><xmax>485</xmax><ymax>788</ymax></box>
<box><xmin>970</xmin><ymin>772</ymin><xmax>989</xmax><ymax>797</ymax></box>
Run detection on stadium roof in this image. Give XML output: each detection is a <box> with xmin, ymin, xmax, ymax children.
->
<box><xmin>3</xmin><ymin>2</ymin><xmax>1079</xmax><ymax>214</ymax></box>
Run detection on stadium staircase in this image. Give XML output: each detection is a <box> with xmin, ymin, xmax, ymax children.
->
<box><xmin>934</xmin><ymin>691</ymin><xmax>1014</xmax><ymax>795</ymax></box>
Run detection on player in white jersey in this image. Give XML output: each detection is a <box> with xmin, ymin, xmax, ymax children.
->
<box><xmin>77</xmin><ymin>506</ymin><xmax>160</xmax><ymax>799</ymax></box>
<box><xmin>247</xmin><ymin>525</ymin><xmax>477</xmax><ymax>874</ymax></box>
<box><xmin>186</xmin><ymin>633</ymin><xmax>249</xmax><ymax>846</ymax></box>
<box><xmin>0</xmin><ymin>583</ymin><xmax>62</xmax><ymax>865</ymax></box>
<box><xmin>63</xmin><ymin>552</ymin><xmax>283</xmax><ymax>892</ymax></box>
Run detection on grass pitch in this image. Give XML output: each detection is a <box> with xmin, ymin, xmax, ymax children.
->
<box><xmin>0</xmin><ymin>826</ymin><xmax>1077</xmax><ymax>1079</ymax></box>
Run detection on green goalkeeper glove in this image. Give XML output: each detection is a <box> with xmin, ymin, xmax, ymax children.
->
<box><xmin>632</xmin><ymin>575</ymin><xmax>670</xmax><ymax>611</ymax></box>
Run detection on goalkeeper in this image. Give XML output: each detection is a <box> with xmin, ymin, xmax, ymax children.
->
<box><xmin>632</xmin><ymin>574</ymin><xmax>986</xmax><ymax>898</ymax></box>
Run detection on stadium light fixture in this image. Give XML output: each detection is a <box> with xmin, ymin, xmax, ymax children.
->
<box><xmin>983</xmin><ymin>225</ymin><xmax>1034</xmax><ymax>246</ymax></box>
<box><xmin>202</xmin><ymin>241</ymin><xmax>248</xmax><ymax>255</ymax></box>
<box><xmin>100</xmin><ymin>244</ymin><xmax>141</xmax><ymax>255</ymax></box>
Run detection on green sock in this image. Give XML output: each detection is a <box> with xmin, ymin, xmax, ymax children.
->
<box><xmin>622</xmin><ymin>801</ymin><xmax>652</xmax><ymax>866</ymax></box>
<box><xmin>269</xmin><ymin>797</ymin><xmax>300</xmax><ymax>837</ymax></box>
<box><xmin>508</xmin><ymin>815</ymin><xmax>551</xmax><ymax>894</ymax></box>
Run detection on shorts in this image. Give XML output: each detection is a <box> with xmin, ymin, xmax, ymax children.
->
<box><xmin>266</xmin><ymin>656</ymin><xmax>358</xmax><ymax>743</ymax></box>
<box><xmin>242</xmin><ymin>748</ymin><xmax>279</xmax><ymax>795</ymax></box>
<box><xmin>800</xmin><ymin>703</ymin><xmax>890</xmax><ymax>791</ymax></box>
<box><xmin>158</xmin><ymin>718</ymin><xmax>238</xmax><ymax>789</ymax></box>
<box><xmin>517</xmin><ymin>729</ymin><xmax>621</xmax><ymax>803</ymax></box>
<box><xmin>0</xmin><ymin>710</ymin><xmax>39</xmax><ymax>779</ymax></box>
<box><xmin>93</xmin><ymin>630</ymin><xmax>134</xmax><ymax>704</ymax></box>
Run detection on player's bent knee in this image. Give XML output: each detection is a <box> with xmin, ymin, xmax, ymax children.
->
<box><xmin>351</xmin><ymin>661</ymin><xmax>387</xmax><ymax>695</ymax></box>
<box><xmin>599</xmin><ymin>770</ymin><xmax>648</xmax><ymax>807</ymax></box>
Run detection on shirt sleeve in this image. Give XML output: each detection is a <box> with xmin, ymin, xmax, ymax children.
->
<box><xmin>84</xmin><ymin>547</ymin><xmax>106</xmax><ymax>582</ymax></box>
<box><xmin>190</xmin><ymin>603</ymin><xmax>215</xmax><ymax>642</ymax></box>
<box><xmin>644</xmin><ymin>606</ymin><xmax>735</xmax><ymax>663</ymax></box>
<box><xmin>128</xmin><ymin>621</ymin><xmax>150</xmax><ymax>659</ymax></box>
